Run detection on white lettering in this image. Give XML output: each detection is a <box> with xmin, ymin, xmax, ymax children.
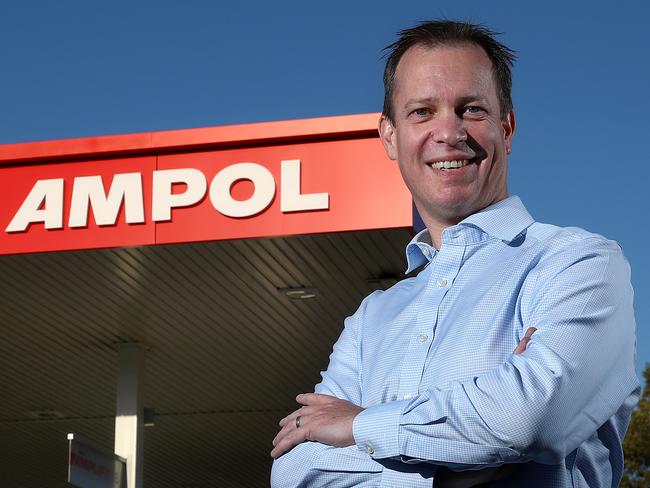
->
<box><xmin>152</xmin><ymin>169</ymin><xmax>207</xmax><ymax>222</ymax></box>
<box><xmin>210</xmin><ymin>163</ymin><xmax>275</xmax><ymax>217</ymax></box>
<box><xmin>69</xmin><ymin>173</ymin><xmax>144</xmax><ymax>228</ymax></box>
<box><xmin>6</xmin><ymin>178</ymin><xmax>64</xmax><ymax>232</ymax></box>
<box><xmin>6</xmin><ymin>159</ymin><xmax>331</xmax><ymax>233</ymax></box>
<box><xmin>280</xmin><ymin>159</ymin><xmax>329</xmax><ymax>212</ymax></box>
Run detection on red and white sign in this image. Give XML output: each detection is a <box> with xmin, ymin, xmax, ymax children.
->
<box><xmin>67</xmin><ymin>433</ymin><xmax>126</xmax><ymax>488</ymax></box>
<box><xmin>0</xmin><ymin>114</ymin><xmax>413</xmax><ymax>255</ymax></box>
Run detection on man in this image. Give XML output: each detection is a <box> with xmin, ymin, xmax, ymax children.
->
<box><xmin>271</xmin><ymin>20</ymin><xmax>639</xmax><ymax>487</ymax></box>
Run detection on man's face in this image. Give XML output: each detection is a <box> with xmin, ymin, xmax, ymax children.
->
<box><xmin>379</xmin><ymin>43</ymin><xmax>515</xmax><ymax>228</ymax></box>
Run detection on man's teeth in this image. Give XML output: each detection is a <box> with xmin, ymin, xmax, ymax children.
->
<box><xmin>429</xmin><ymin>159</ymin><xmax>469</xmax><ymax>169</ymax></box>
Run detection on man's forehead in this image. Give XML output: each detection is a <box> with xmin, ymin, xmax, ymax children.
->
<box><xmin>393</xmin><ymin>43</ymin><xmax>496</xmax><ymax>98</ymax></box>
<box><xmin>398</xmin><ymin>42</ymin><xmax>493</xmax><ymax>72</ymax></box>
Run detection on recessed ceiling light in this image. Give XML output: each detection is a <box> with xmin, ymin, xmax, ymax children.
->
<box><xmin>279</xmin><ymin>287</ymin><xmax>318</xmax><ymax>300</ymax></box>
<box><xmin>28</xmin><ymin>410</ymin><xmax>65</xmax><ymax>420</ymax></box>
<box><xmin>144</xmin><ymin>407</ymin><xmax>156</xmax><ymax>427</ymax></box>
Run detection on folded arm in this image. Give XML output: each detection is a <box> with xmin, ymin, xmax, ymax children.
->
<box><xmin>271</xmin><ymin>325</ymin><xmax>537</xmax><ymax>459</ymax></box>
<box><xmin>272</xmin><ymin>238</ymin><xmax>638</xmax><ymax>479</ymax></box>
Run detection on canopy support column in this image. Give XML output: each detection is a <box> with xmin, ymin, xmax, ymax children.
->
<box><xmin>114</xmin><ymin>343</ymin><xmax>145</xmax><ymax>488</ymax></box>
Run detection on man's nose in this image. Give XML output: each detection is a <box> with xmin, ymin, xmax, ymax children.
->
<box><xmin>430</xmin><ymin>112</ymin><xmax>467</xmax><ymax>146</ymax></box>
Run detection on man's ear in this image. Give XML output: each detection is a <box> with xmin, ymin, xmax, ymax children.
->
<box><xmin>379</xmin><ymin>115</ymin><xmax>398</xmax><ymax>160</ymax></box>
<box><xmin>503</xmin><ymin>110</ymin><xmax>516</xmax><ymax>155</ymax></box>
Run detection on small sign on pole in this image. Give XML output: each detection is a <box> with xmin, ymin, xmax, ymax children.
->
<box><xmin>67</xmin><ymin>433</ymin><xmax>126</xmax><ymax>488</ymax></box>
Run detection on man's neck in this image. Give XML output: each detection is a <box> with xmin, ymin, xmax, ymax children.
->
<box><xmin>420</xmin><ymin>209</ymin><xmax>469</xmax><ymax>250</ymax></box>
<box><xmin>424</xmin><ymin>212</ymin><xmax>472</xmax><ymax>250</ymax></box>
<box><xmin>425</xmin><ymin>221</ymin><xmax>448</xmax><ymax>251</ymax></box>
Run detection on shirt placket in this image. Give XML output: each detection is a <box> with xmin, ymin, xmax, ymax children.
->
<box><xmin>395</xmin><ymin>242</ymin><xmax>465</xmax><ymax>401</ymax></box>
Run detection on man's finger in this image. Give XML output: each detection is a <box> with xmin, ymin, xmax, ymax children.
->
<box><xmin>523</xmin><ymin>327</ymin><xmax>536</xmax><ymax>339</ymax></box>
<box><xmin>296</xmin><ymin>392</ymin><xmax>333</xmax><ymax>405</ymax></box>
<box><xmin>513</xmin><ymin>327</ymin><xmax>537</xmax><ymax>355</ymax></box>
<box><xmin>271</xmin><ymin>426</ymin><xmax>307</xmax><ymax>458</ymax></box>
<box><xmin>278</xmin><ymin>406</ymin><xmax>305</xmax><ymax>428</ymax></box>
<box><xmin>273</xmin><ymin>416</ymin><xmax>302</xmax><ymax>447</ymax></box>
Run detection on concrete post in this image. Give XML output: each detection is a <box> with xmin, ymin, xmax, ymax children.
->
<box><xmin>114</xmin><ymin>343</ymin><xmax>145</xmax><ymax>488</ymax></box>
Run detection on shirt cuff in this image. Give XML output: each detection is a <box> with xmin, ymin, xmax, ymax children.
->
<box><xmin>352</xmin><ymin>399</ymin><xmax>410</xmax><ymax>459</ymax></box>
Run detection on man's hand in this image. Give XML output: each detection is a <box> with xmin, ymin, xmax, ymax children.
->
<box><xmin>271</xmin><ymin>393</ymin><xmax>364</xmax><ymax>459</ymax></box>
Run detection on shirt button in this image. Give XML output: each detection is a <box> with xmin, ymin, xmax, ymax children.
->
<box><xmin>417</xmin><ymin>333</ymin><xmax>428</xmax><ymax>343</ymax></box>
<box><xmin>365</xmin><ymin>443</ymin><xmax>375</xmax><ymax>455</ymax></box>
<box><xmin>422</xmin><ymin>247</ymin><xmax>430</xmax><ymax>257</ymax></box>
<box><xmin>436</xmin><ymin>278</ymin><xmax>448</xmax><ymax>288</ymax></box>
<box><xmin>403</xmin><ymin>393</ymin><xmax>413</xmax><ymax>400</ymax></box>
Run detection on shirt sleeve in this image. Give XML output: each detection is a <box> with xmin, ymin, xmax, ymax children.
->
<box><xmin>353</xmin><ymin>237</ymin><xmax>639</xmax><ymax>466</ymax></box>
<box><xmin>270</xmin><ymin>293</ymin><xmax>384</xmax><ymax>486</ymax></box>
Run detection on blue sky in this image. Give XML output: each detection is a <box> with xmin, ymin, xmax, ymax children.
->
<box><xmin>1</xmin><ymin>0</ymin><xmax>648</xmax><ymax>380</ymax></box>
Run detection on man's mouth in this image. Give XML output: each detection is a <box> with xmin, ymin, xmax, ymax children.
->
<box><xmin>427</xmin><ymin>159</ymin><xmax>471</xmax><ymax>170</ymax></box>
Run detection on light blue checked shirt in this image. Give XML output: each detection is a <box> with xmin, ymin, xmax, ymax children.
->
<box><xmin>271</xmin><ymin>196</ymin><xmax>639</xmax><ymax>487</ymax></box>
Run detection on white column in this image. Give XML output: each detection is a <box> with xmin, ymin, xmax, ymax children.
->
<box><xmin>114</xmin><ymin>343</ymin><xmax>145</xmax><ymax>488</ymax></box>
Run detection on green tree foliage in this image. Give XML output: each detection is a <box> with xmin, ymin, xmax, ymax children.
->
<box><xmin>621</xmin><ymin>363</ymin><xmax>650</xmax><ymax>488</ymax></box>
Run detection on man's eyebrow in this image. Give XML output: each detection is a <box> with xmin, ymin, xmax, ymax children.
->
<box><xmin>404</xmin><ymin>97</ymin><xmax>438</xmax><ymax>107</ymax></box>
<box><xmin>457</xmin><ymin>95</ymin><xmax>489</xmax><ymax>105</ymax></box>
<box><xmin>403</xmin><ymin>95</ymin><xmax>490</xmax><ymax>108</ymax></box>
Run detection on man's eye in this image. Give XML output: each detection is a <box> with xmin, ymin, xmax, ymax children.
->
<box><xmin>464</xmin><ymin>106</ymin><xmax>482</xmax><ymax>114</ymax></box>
<box><xmin>412</xmin><ymin>108</ymin><xmax>430</xmax><ymax>116</ymax></box>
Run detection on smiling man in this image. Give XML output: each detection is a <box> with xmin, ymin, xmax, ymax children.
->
<box><xmin>380</xmin><ymin>40</ymin><xmax>512</xmax><ymax>249</ymax></box>
<box><xmin>271</xmin><ymin>21</ymin><xmax>639</xmax><ymax>487</ymax></box>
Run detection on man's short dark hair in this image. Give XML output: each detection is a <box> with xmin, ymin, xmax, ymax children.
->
<box><xmin>382</xmin><ymin>20</ymin><xmax>516</xmax><ymax>122</ymax></box>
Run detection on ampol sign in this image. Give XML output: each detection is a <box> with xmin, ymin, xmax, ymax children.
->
<box><xmin>0</xmin><ymin>114</ymin><xmax>413</xmax><ymax>255</ymax></box>
<box><xmin>6</xmin><ymin>160</ymin><xmax>328</xmax><ymax>231</ymax></box>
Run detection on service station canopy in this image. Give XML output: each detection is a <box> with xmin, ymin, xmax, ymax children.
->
<box><xmin>0</xmin><ymin>114</ymin><xmax>416</xmax><ymax>487</ymax></box>
<box><xmin>1</xmin><ymin>113</ymin><xmax>413</xmax><ymax>255</ymax></box>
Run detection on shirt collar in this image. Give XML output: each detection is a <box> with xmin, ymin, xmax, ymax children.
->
<box><xmin>405</xmin><ymin>229</ymin><xmax>434</xmax><ymax>273</ymax></box>
<box><xmin>460</xmin><ymin>196</ymin><xmax>535</xmax><ymax>242</ymax></box>
<box><xmin>405</xmin><ymin>196</ymin><xmax>535</xmax><ymax>273</ymax></box>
